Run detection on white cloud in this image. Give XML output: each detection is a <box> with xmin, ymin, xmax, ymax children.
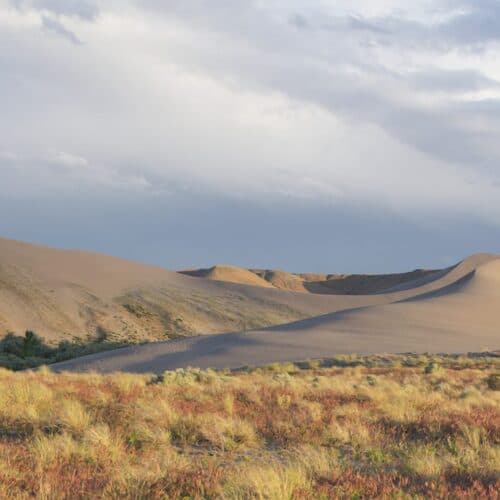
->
<box><xmin>0</xmin><ymin>150</ymin><xmax>153</xmax><ymax>195</ymax></box>
<box><xmin>0</xmin><ymin>0</ymin><xmax>499</xmax><ymax>224</ymax></box>
<box><xmin>50</xmin><ymin>151</ymin><xmax>89</xmax><ymax>169</ymax></box>
<box><xmin>0</xmin><ymin>150</ymin><xmax>19</xmax><ymax>161</ymax></box>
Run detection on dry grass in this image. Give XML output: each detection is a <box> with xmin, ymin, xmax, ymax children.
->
<box><xmin>0</xmin><ymin>354</ymin><xmax>498</xmax><ymax>499</ymax></box>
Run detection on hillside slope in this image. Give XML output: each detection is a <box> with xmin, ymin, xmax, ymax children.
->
<box><xmin>53</xmin><ymin>254</ymin><xmax>500</xmax><ymax>373</ymax></box>
<box><xmin>0</xmin><ymin>237</ymin><xmax>435</xmax><ymax>343</ymax></box>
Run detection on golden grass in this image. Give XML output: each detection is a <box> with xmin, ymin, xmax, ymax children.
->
<box><xmin>0</xmin><ymin>354</ymin><xmax>498</xmax><ymax>499</ymax></box>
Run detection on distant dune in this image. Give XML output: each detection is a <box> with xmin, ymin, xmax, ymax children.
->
<box><xmin>251</xmin><ymin>269</ymin><xmax>309</xmax><ymax>292</ymax></box>
<box><xmin>182</xmin><ymin>264</ymin><xmax>440</xmax><ymax>295</ymax></box>
<box><xmin>180</xmin><ymin>265</ymin><xmax>275</xmax><ymax>288</ymax></box>
<box><xmin>53</xmin><ymin>253</ymin><xmax>500</xmax><ymax>373</ymax></box>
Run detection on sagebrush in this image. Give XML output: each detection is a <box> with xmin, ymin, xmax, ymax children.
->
<box><xmin>0</xmin><ymin>354</ymin><xmax>498</xmax><ymax>499</ymax></box>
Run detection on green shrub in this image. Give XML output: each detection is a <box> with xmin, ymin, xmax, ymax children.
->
<box><xmin>0</xmin><ymin>331</ymin><xmax>130</xmax><ymax>370</ymax></box>
<box><xmin>485</xmin><ymin>373</ymin><xmax>500</xmax><ymax>391</ymax></box>
<box><xmin>424</xmin><ymin>362</ymin><xmax>443</xmax><ymax>375</ymax></box>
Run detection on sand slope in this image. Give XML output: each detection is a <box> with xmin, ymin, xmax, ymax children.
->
<box><xmin>53</xmin><ymin>254</ymin><xmax>500</xmax><ymax>373</ymax></box>
<box><xmin>250</xmin><ymin>269</ymin><xmax>309</xmax><ymax>292</ymax></box>
<box><xmin>1</xmin><ymin>237</ymin><xmax>445</xmax><ymax>343</ymax></box>
<box><xmin>183</xmin><ymin>264</ymin><xmax>440</xmax><ymax>295</ymax></box>
<box><xmin>179</xmin><ymin>265</ymin><xmax>275</xmax><ymax>288</ymax></box>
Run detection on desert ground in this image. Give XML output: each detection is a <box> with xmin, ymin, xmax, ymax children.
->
<box><xmin>1</xmin><ymin>355</ymin><xmax>499</xmax><ymax>498</ymax></box>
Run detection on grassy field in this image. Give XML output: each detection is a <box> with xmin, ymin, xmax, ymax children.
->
<box><xmin>0</xmin><ymin>354</ymin><xmax>498</xmax><ymax>499</ymax></box>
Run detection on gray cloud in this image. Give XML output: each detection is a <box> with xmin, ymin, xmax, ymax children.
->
<box><xmin>346</xmin><ymin>16</ymin><xmax>391</xmax><ymax>34</ymax></box>
<box><xmin>442</xmin><ymin>0</ymin><xmax>500</xmax><ymax>45</ymax></box>
<box><xmin>0</xmin><ymin>190</ymin><xmax>498</xmax><ymax>273</ymax></box>
<box><xmin>292</xmin><ymin>0</ymin><xmax>500</xmax><ymax>49</ymax></box>
<box><xmin>11</xmin><ymin>0</ymin><xmax>99</xmax><ymax>21</ymax></box>
<box><xmin>289</xmin><ymin>14</ymin><xmax>308</xmax><ymax>30</ymax></box>
<box><xmin>140</xmin><ymin>0</ymin><xmax>500</xmax><ymax>170</ymax></box>
<box><xmin>408</xmin><ymin>68</ymin><xmax>500</xmax><ymax>92</ymax></box>
<box><xmin>1</xmin><ymin>0</ymin><xmax>500</xmax><ymax>270</ymax></box>
<box><xmin>10</xmin><ymin>0</ymin><xmax>99</xmax><ymax>44</ymax></box>
<box><xmin>41</xmin><ymin>15</ymin><xmax>82</xmax><ymax>44</ymax></box>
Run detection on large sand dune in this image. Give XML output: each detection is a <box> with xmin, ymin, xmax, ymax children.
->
<box><xmin>1</xmin><ymin>237</ymin><xmax>449</xmax><ymax>343</ymax></box>
<box><xmin>53</xmin><ymin>253</ymin><xmax>500</xmax><ymax>373</ymax></box>
<box><xmin>181</xmin><ymin>264</ymin><xmax>441</xmax><ymax>295</ymax></box>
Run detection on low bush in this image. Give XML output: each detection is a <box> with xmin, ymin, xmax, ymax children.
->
<box><xmin>486</xmin><ymin>373</ymin><xmax>500</xmax><ymax>391</ymax></box>
<box><xmin>0</xmin><ymin>331</ymin><xmax>130</xmax><ymax>370</ymax></box>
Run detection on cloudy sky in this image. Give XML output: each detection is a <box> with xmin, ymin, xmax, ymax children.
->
<box><xmin>1</xmin><ymin>0</ymin><xmax>499</xmax><ymax>272</ymax></box>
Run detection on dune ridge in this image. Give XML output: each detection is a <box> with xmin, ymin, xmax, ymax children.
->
<box><xmin>1</xmin><ymin>237</ymin><xmax>453</xmax><ymax>344</ymax></box>
<box><xmin>182</xmin><ymin>264</ymin><xmax>441</xmax><ymax>295</ymax></box>
<box><xmin>53</xmin><ymin>253</ymin><xmax>500</xmax><ymax>373</ymax></box>
<box><xmin>179</xmin><ymin>265</ymin><xmax>275</xmax><ymax>288</ymax></box>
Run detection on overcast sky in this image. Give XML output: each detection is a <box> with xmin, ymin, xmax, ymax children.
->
<box><xmin>1</xmin><ymin>0</ymin><xmax>499</xmax><ymax>272</ymax></box>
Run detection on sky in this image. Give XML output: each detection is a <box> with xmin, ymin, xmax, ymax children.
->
<box><xmin>1</xmin><ymin>0</ymin><xmax>499</xmax><ymax>273</ymax></box>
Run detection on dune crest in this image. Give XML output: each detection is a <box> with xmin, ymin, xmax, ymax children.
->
<box><xmin>53</xmin><ymin>253</ymin><xmax>500</xmax><ymax>373</ymax></box>
<box><xmin>182</xmin><ymin>264</ymin><xmax>443</xmax><ymax>295</ymax></box>
<box><xmin>179</xmin><ymin>265</ymin><xmax>275</xmax><ymax>288</ymax></box>
<box><xmin>4</xmin><ymin>236</ymin><xmax>461</xmax><ymax>343</ymax></box>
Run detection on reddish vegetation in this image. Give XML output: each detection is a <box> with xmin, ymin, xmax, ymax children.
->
<box><xmin>0</xmin><ymin>354</ymin><xmax>498</xmax><ymax>499</ymax></box>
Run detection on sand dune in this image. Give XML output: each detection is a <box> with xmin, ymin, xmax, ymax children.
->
<box><xmin>180</xmin><ymin>265</ymin><xmax>275</xmax><ymax>288</ymax></box>
<box><xmin>250</xmin><ymin>269</ymin><xmax>310</xmax><ymax>292</ymax></box>
<box><xmin>53</xmin><ymin>253</ymin><xmax>500</xmax><ymax>373</ymax></box>
<box><xmin>2</xmin><ymin>237</ymin><xmax>446</xmax><ymax>343</ymax></box>
<box><xmin>183</xmin><ymin>264</ymin><xmax>441</xmax><ymax>295</ymax></box>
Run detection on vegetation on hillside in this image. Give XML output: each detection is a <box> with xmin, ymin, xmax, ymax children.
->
<box><xmin>0</xmin><ymin>353</ymin><xmax>498</xmax><ymax>498</ymax></box>
<box><xmin>0</xmin><ymin>331</ymin><xmax>130</xmax><ymax>370</ymax></box>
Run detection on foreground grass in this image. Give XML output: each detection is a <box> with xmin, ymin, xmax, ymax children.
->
<box><xmin>0</xmin><ymin>354</ymin><xmax>498</xmax><ymax>499</ymax></box>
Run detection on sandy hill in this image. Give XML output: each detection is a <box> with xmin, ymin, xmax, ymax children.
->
<box><xmin>180</xmin><ymin>265</ymin><xmax>274</xmax><ymax>288</ymax></box>
<box><xmin>182</xmin><ymin>264</ymin><xmax>440</xmax><ymax>295</ymax></box>
<box><xmin>53</xmin><ymin>253</ymin><xmax>500</xmax><ymax>373</ymax></box>
<box><xmin>251</xmin><ymin>269</ymin><xmax>309</xmax><ymax>292</ymax></box>
<box><xmin>1</xmin><ymin>237</ymin><xmax>439</xmax><ymax>344</ymax></box>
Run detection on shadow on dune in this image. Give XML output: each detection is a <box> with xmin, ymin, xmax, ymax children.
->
<box><xmin>395</xmin><ymin>270</ymin><xmax>476</xmax><ymax>303</ymax></box>
<box><xmin>53</xmin><ymin>332</ymin><xmax>265</xmax><ymax>374</ymax></box>
<box><xmin>51</xmin><ymin>253</ymin><xmax>500</xmax><ymax>374</ymax></box>
<box><xmin>302</xmin><ymin>268</ymin><xmax>442</xmax><ymax>295</ymax></box>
